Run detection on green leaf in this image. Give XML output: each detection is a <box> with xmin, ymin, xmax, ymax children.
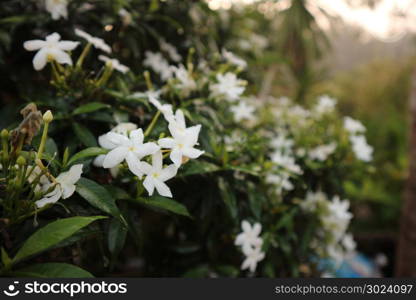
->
<box><xmin>218</xmin><ymin>178</ymin><xmax>237</xmax><ymax>220</ymax></box>
<box><xmin>179</xmin><ymin>160</ymin><xmax>220</xmax><ymax>177</ymax></box>
<box><xmin>67</xmin><ymin>147</ymin><xmax>108</xmax><ymax>166</ymax></box>
<box><xmin>1</xmin><ymin>248</ymin><xmax>12</xmax><ymax>269</ymax></box>
<box><xmin>72</xmin><ymin>123</ymin><xmax>98</xmax><ymax>147</ymax></box>
<box><xmin>73</xmin><ymin>102</ymin><xmax>110</xmax><ymax>115</ymax></box>
<box><xmin>135</xmin><ymin>196</ymin><xmax>191</xmax><ymax>217</ymax></box>
<box><xmin>12</xmin><ymin>263</ymin><xmax>93</xmax><ymax>278</ymax></box>
<box><xmin>108</xmin><ymin>218</ymin><xmax>128</xmax><ymax>256</ymax></box>
<box><xmin>13</xmin><ymin>216</ymin><xmax>105</xmax><ymax>263</ymax></box>
<box><xmin>76</xmin><ymin>178</ymin><xmax>122</xmax><ymax>219</ymax></box>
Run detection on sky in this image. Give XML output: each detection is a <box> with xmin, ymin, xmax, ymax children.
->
<box><xmin>206</xmin><ymin>0</ymin><xmax>416</xmax><ymax>42</ymax></box>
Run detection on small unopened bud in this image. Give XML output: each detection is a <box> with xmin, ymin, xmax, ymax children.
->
<box><xmin>43</xmin><ymin>110</ymin><xmax>53</xmax><ymax>123</ymax></box>
<box><xmin>16</xmin><ymin>156</ymin><xmax>26</xmax><ymax>166</ymax></box>
<box><xmin>1</xmin><ymin>129</ymin><xmax>9</xmax><ymax>139</ymax></box>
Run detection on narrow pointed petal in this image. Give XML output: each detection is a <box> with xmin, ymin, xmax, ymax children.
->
<box><xmin>159</xmin><ymin>164</ymin><xmax>178</xmax><ymax>181</ymax></box>
<box><xmin>58</xmin><ymin>40</ymin><xmax>80</xmax><ymax>51</ymax></box>
<box><xmin>135</xmin><ymin>142</ymin><xmax>160</xmax><ymax>159</ymax></box>
<box><xmin>98</xmin><ymin>134</ymin><xmax>116</xmax><ymax>149</ymax></box>
<box><xmin>126</xmin><ymin>151</ymin><xmax>144</xmax><ymax>178</ymax></box>
<box><xmin>138</xmin><ymin>161</ymin><xmax>153</xmax><ymax>175</ymax></box>
<box><xmin>185</xmin><ymin>125</ymin><xmax>201</xmax><ymax>145</ymax></box>
<box><xmin>169</xmin><ymin>149</ymin><xmax>183</xmax><ymax>167</ymax></box>
<box><xmin>106</xmin><ymin>132</ymin><xmax>130</xmax><ymax>146</ymax></box>
<box><xmin>143</xmin><ymin>176</ymin><xmax>155</xmax><ymax>196</ymax></box>
<box><xmin>182</xmin><ymin>147</ymin><xmax>204</xmax><ymax>159</ymax></box>
<box><xmin>242</xmin><ymin>220</ymin><xmax>251</xmax><ymax>232</ymax></box>
<box><xmin>154</xmin><ymin>180</ymin><xmax>172</xmax><ymax>198</ymax></box>
<box><xmin>158</xmin><ymin>137</ymin><xmax>175</xmax><ymax>149</ymax></box>
<box><xmin>152</xmin><ymin>151</ymin><xmax>163</xmax><ymax>171</ymax></box>
<box><xmin>130</xmin><ymin>128</ymin><xmax>144</xmax><ymax>146</ymax></box>
<box><xmin>52</xmin><ymin>49</ymin><xmax>73</xmax><ymax>66</ymax></box>
<box><xmin>103</xmin><ymin>147</ymin><xmax>128</xmax><ymax>168</ymax></box>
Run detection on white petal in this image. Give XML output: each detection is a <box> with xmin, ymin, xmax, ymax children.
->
<box><xmin>66</xmin><ymin>164</ymin><xmax>83</xmax><ymax>184</ymax></box>
<box><xmin>93</xmin><ymin>155</ymin><xmax>105</xmax><ymax>167</ymax></box>
<box><xmin>153</xmin><ymin>180</ymin><xmax>172</xmax><ymax>198</ymax></box>
<box><xmin>152</xmin><ymin>151</ymin><xmax>163</xmax><ymax>171</ymax></box>
<box><xmin>98</xmin><ymin>134</ymin><xmax>116</xmax><ymax>149</ymax></box>
<box><xmin>46</xmin><ymin>32</ymin><xmax>61</xmax><ymax>42</ymax></box>
<box><xmin>106</xmin><ymin>132</ymin><xmax>130</xmax><ymax>146</ymax></box>
<box><xmin>126</xmin><ymin>151</ymin><xmax>144</xmax><ymax>178</ymax></box>
<box><xmin>143</xmin><ymin>176</ymin><xmax>155</xmax><ymax>196</ymax></box>
<box><xmin>253</xmin><ymin>223</ymin><xmax>262</xmax><ymax>236</ymax></box>
<box><xmin>52</xmin><ymin>49</ymin><xmax>73</xmax><ymax>66</ymax></box>
<box><xmin>138</xmin><ymin>162</ymin><xmax>153</xmax><ymax>175</ymax></box>
<box><xmin>159</xmin><ymin>164</ymin><xmax>178</xmax><ymax>181</ymax></box>
<box><xmin>130</xmin><ymin>128</ymin><xmax>144</xmax><ymax>146</ymax></box>
<box><xmin>58</xmin><ymin>40</ymin><xmax>79</xmax><ymax>51</ymax></box>
<box><xmin>135</xmin><ymin>142</ymin><xmax>160</xmax><ymax>159</ymax></box>
<box><xmin>24</xmin><ymin>40</ymin><xmax>46</xmax><ymax>51</ymax></box>
<box><xmin>35</xmin><ymin>186</ymin><xmax>62</xmax><ymax>208</ymax></box>
<box><xmin>60</xmin><ymin>183</ymin><xmax>76</xmax><ymax>199</ymax></box>
<box><xmin>185</xmin><ymin>125</ymin><xmax>201</xmax><ymax>146</ymax></box>
<box><xmin>242</xmin><ymin>220</ymin><xmax>251</xmax><ymax>232</ymax></box>
<box><xmin>158</xmin><ymin>137</ymin><xmax>175</xmax><ymax>149</ymax></box>
<box><xmin>32</xmin><ymin>48</ymin><xmax>48</xmax><ymax>71</ymax></box>
<box><xmin>103</xmin><ymin>147</ymin><xmax>128</xmax><ymax>168</ymax></box>
<box><xmin>182</xmin><ymin>147</ymin><xmax>204</xmax><ymax>159</ymax></box>
<box><xmin>170</xmin><ymin>149</ymin><xmax>183</xmax><ymax>167</ymax></box>
<box><xmin>175</xmin><ymin>109</ymin><xmax>186</xmax><ymax>128</ymax></box>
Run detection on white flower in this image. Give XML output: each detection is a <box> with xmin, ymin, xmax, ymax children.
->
<box><xmin>271</xmin><ymin>151</ymin><xmax>302</xmax><ymax>174</ymax></box>
<box><xmin>265</xmin><ymin>173</ymin><xmax>293</xmax><ymax>193</ymax></box>
<box><xmin>230</xmin><ymin>101</ymin><xmax>255</xmax><ymax>122</ymax></box>
<box><xmin>241</xmin><ymin>246</ymin><xmax>265</xmax><ymax>273</ymax></box>
<box><xmin>270</xmin><ymin>135</ymin><xmax>294</xmax><ymax>152</ymax></box>
<box><xmin>24</xmin><ymin>32</ymin><xmax>79</xmax><ymax>71</ymax></box>
<box><xmin>139</xmin><ymin>151</ymin><xmax>178</xmax><ymax>198</ymax></box>
<box><xmin>160</xmin><ymin>39</ymin><xmax>182</xmax><ymax>62</ymax></box>
<box><xmin>75</xmin><ymin>28</ymin><xmax>111</xmax><ymax>53</ymax></box>
<box><xmin>344</xmin><ymin>117</ymin><xmax>366</xmax><ymax>135</ymax></box>
<box><xmin>45</xmin><ymin>0</ymin><xmax>68</xmax><ymax>20</ymax></box>
<box><xmin>300</xmin><ymin>191</ymin><xmax>326</xmax><ymax>212</ymax></box>
<box><xmin>102</xmin><ymin>128</ymin><xmax>160</xmax><ymax>177</ymax></box>
<box><xmin>350</xmin><ymin>135</ymin><xmax>373</xmax><ymax>162</ymax></box>
<box><xmin>315</xmin><ymin>95</ymin><xmax>337</xmax><ymax>114</ymax></box>
<box><xmin>308</xmin><ymin>142</ymin><xmax>337</xmax><ymax>161</ymax></box>
<box><xmin>158</xmin><ymin>110</ymin><xmax>204</xmax><ymax>167</ymax></box>
<box><xmin>342</xmin><ymin>233</ymin><xmax>356</xmax><ymax>253</ymax></box>
<box><xmin>98</xmin><ymin>55</ymin><xmax>129</xmax><ymax>74</ymax></box>
<box><xmin>210</xmin><ymin>72</ymin><xmax>245</xmax><ymax>102</ymax></box>
<box><xmin>35</xmin><ymin>164</ymin><xmax>83</xmax><ymax>208</ymax></box>
<box><xmin>146</xmin><ymin>91</ymin><xmax>175</xmax><ymax>122</ymax></box>
<box><xmin>222</xmin><ymin>49</ymin><xmax>247</xmax><ymax>69</ymax></box>
<box><xmin>235</xmin><ymin>220</ymin><xmax>263</xmax><ymax>253</ymax></box>
<box><xmin>143</xmin><ymin>51</ymin><xmax>173</xmax><ymax>80</ymax></box>
<box><xmin>171</xmin><ymin>65</ymin><xmax>197</xmax><ymax>96</ymax></box>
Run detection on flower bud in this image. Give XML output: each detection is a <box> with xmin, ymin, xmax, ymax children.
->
<box><xmin>43</xmin><ymin>110</ymin><xmax>53</xmax><ymax>123</ymax></box>
<box><xmin>1</xmin><ymin>129</ymin><xmax>9</xmax><ymax>139</ymax></box>
<box><xmin>16</xmin><ymin>156</ymin><xmax>26</xmax><ymax>166</ymax></box>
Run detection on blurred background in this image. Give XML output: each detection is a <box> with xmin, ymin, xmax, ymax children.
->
<box><xmin>205</xmin><ymin>0</ymin><xmax>416</xmax><ymax>277</ymax></box>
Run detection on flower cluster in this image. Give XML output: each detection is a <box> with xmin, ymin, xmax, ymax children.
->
<box><xmin>344</xmin><ymin>117</ymin><xmax>373</xmax><ymax>162</ymax></box>
<box><xmin>235</xmin><ymin>221</ymin><xmax>265</xmax><ymax>273</ymax></box>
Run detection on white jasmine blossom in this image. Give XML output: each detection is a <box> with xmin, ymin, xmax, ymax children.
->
<box><xmin>315</xmin><ymin>95</ymin><xmax>337</xmax><ymax>115</ymax></box>
<box><xmin>98</xmin><ymin>55</ymin><xmax>129</xmax><ymax>73</ymax></box>
<box><xmin>271</xmin><ymin>151</ymin><xmax>302</xmax><ymax>174</ymax></box>
<box><xmin>265</xmin><ymin>173</ymin><xmax>293</xmax><ymax>193</ymax></box>
<box><xmin>270</xmin><ymin>135</ymin><xmax>294</xmax><ymax>152</ymax></box>
<box><xmin>210</xmin><ymin>72</ymin><xmax>245</xmax><ymax>102</ymax></box>
<box><xmin>45</xmin><ymin>0</ymin><xmax>68</xmax><ymax>20</ymax></box>
<box><xmin>160</xmin><ymin>39</ymin><xmax>182</xmax><ymax>62</ymax></box>
<box><xmin>139</xmin><ymin>151</ymin><xmax>178</xmax><ymax>198</ymax></box>
<box><xmin>230</xmin><ymin>101</ymin><xmax>255</xmax><ymax>122</ymax></box>
<box><xmin>158</xmin><ymin>110</ymin><xmax>204</xmax><ymax>167</ymax></box>
<box><xmin>344</xmin><ymin>117</ymin><xmax>366</xmax><ymax>135</ymax></box>
<box><xmin>241</xmin><ymin>246</ymin><xmax>265</xmax><ymax>273</ymax></box>
<box><xmin>146</xmin><ymin>92</ymin><xmax>175</xmax><ymax>122</ymax></box>
<box><xmin>75</xmin><ymin>28</ymin><xmax>111</xmax><ymax>53</ymax></box>
<box><xmin>350</xmin><ymin>135</ymin><xmax>373</xmax><ymax>162</ymax></box>
<box><xmin>24</xmin><ymin>32</ymin><xmax>79</xmax><ymax>70</ymax></box>
<box><xmin>35</xmin><ymin>164</ymin><xmax>83</xmax><ymax>208</ymax></box>
<box><xmin>102</xmin><ymin>128</ymin><xmax>160</xmax><ymax>177</ymax></box>
<box><xmin>143</xmin><ymin>51</ymin><xmax>174</xmax><ymax>80</ymax></box>
<box><xmin>308</xmin><ymin>142</ymin><xmax>337</xmax><ymax>161</ymax></box>
<box><xmin>171</xmin><ymin>65</ymin><xmax>197</xmax><ymax>96</ymax></box>
<box><xmin>222</xmin><ymin>49</ymin><xmax>247</xmax><ymax>69</ymax></box>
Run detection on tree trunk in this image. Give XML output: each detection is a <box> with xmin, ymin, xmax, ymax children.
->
<box><xmin>396</xmin><ymin>68</ymin><xmax>416</xmax><ymax>276</ymax></box>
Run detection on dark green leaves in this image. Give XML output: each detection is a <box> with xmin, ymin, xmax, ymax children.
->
<box><xmin>12</xmin><ymin>263</ymin><xmax>93</xmax><ymax>278</ymax></box>
<box><xmin>135</xmin><ymin>196</ymin><xmax>191</xmax><ymax>217</ymax></box>
<box><xmin>67</xmin><ymin>147</ymin><xmax>108</xmax><ymax>166</ymax></box>
<box><xmin>12</xmin><ymin>216</ymin><xmax>106</xmax><ymax>263</ymax></box>
<box><xmin>76</xmin><ymin>178</ymin><xmax>122</xmax><ymax>219</ymax></box>
<box><xmin>72</xmin><ymin>102</ymin><xmax>109</xmax><ymax>115</ymax></box>
<box><xmin>72</xmin><ymin>123</ymin><xmax>97</xmax><ymax>147</ymax></box>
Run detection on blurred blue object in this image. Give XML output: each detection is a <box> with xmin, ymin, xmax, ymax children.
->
<box><xmin>319</xmin><ymin>252</ymin><xmax>382</xmax><ymax>277</ymax></box>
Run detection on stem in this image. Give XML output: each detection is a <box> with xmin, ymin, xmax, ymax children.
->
<box><xmin>36</xmin><ymin>122</ymin><xmax>49</xmax><ymax>161</ymax></box>
<box><xmin>75</xmin><ymin>43</ymin><xmax>92</xmax><ymax>70</ymax></box>
<box><xmin>144</xmin><ymin>111</ymin><xmax>161</xmax><ymax>137</ymax></box>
